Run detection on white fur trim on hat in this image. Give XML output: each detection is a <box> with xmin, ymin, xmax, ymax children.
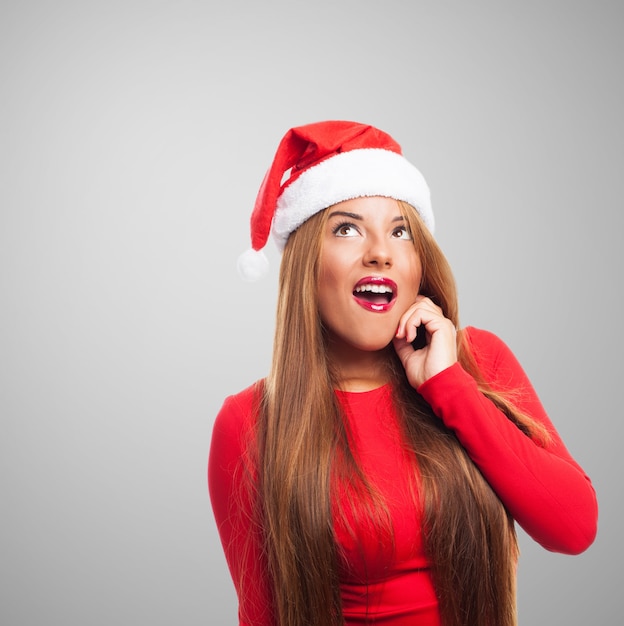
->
<box><xmin>272</xmin><ymin>148</ymin><xmax>433</xmax><ymax>251</ymax></box>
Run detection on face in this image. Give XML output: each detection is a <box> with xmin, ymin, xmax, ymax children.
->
<box><xmin>317</xmin><ymin>196</ymin><xmax>422</xmax><ymax>355</ymax></box>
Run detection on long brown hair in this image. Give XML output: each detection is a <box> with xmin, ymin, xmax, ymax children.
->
<box><xmin>253</xmin><ymin>201</ymin><xmax>548</xmax><ymax>626</ymax></box>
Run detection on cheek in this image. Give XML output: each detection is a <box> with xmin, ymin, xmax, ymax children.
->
<box><xmin>316</xmin><ymin>268</ymin><xmax>337</xmax><ymax>321</ymax></box>
<box><xmin>412</xmin><ymin>268</ymin><xmax>423</xmax><ymax>295</ymax></box>
<box><xmin>318</xmin><ymin>249</ymin><xmax>345</xmax><ymax>290</ymax></box>
<box><xmin>401</xmin><ymin>254</ymin><xmax>423</xmax><ymax>298</ymax></box>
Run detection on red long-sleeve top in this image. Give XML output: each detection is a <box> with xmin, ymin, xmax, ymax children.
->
<box><xmin>208</xmin><ymin>327</ymin><xmax>598</xmax><ymax>625</ymax></box>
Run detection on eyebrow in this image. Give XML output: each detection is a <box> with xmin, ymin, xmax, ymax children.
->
<box><xmin>327</xmin><ymin>210</ymin><xmax>406</xmax><ymax>222</ymax></box>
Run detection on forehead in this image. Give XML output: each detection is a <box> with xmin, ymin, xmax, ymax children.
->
<box><xmin>326</xmin><ymin>196</ymin><xmax>404</xmax><ymax>219</ymax></box>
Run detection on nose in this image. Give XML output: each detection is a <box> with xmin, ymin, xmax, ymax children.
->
<box><xmin>363</xmin><ymin>235</ymin><xmax>392</xmax><ymax>268</ymax></box>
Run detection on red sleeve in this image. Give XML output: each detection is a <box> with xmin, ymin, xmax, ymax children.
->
<box><xmin>208</xmin><ymin>386</ymin><xmax>275</xmax><ymax>625</ymax></box>
<box><xmin>416</xmin><ymin>327</ymin><xmax>598</xmax><ymax>555</ymax></box>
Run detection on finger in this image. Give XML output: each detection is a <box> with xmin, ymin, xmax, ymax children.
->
<box><xmin>396</xmin><ymin>301</ymin><xmax>426</xmax><ymax>338</ymax></box>
<box><xmin>396</xmin><ymin>296</ymin><xmax>442</xmax><ymax>330</ymax></box>
<box><xmin>392</xmin><ymin>335</ymin><xmax>420</xmax><ymax>366</ymax></box>
<box><xmin>397</xmin><ymin>302</ymin><xmax>443</xmax><ymax>342</ymax></box>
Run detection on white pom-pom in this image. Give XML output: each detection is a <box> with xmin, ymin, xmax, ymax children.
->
<box><xmin>237</xmin><ymin>248</ymin><xmax>270</xmax><ymax>281</ymax></box>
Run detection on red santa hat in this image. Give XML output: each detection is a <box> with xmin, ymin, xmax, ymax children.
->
<box><xmin>237</xmin><ymin>120</ymin><xmax>434</xmax><ymax>280</ymax></box>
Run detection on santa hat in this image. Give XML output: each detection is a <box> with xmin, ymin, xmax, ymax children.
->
<box><xmin>237</xmin><ymin>120</ymin><xmax>434</xmax><ymax>280</ymax></box>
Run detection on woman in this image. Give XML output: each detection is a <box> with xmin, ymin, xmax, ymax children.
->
<box><xmin>208</xmin><ymin>121</ymin><xmax>598</xmax><ymax>626</ymax></box>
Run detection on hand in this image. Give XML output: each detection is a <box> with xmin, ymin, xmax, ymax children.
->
<box><xmin>393</xmin><ymin>295</ymin><xmax>458</xmax><ymax>389</ymax></box>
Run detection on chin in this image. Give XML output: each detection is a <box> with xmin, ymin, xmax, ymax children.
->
<box><xmin>325</xmin><ymin>327</ymin><xmax>396</xmax><ymax>355</ymax></box>
<box><xmin>353</xmin><ymin>336</ymin><xmax>396</xmax><ymax>353</ymax></box>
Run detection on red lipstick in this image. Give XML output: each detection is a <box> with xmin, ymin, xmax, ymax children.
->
<box><xmin>352</xmin><ymin>276</ymin><xmax>398</xmax><ymax>312</ymax></box>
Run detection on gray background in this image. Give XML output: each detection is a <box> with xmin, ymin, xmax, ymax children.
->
<box><xmin>1</xmin><ymin>1</ymin><xmax>621</xmax><ymax>624</ymax></box>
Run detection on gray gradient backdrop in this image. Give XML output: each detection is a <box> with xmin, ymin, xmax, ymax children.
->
<box><xmin>1</xmin><ymin>1</ymin><xmax>622</xmax><ymax>624</ymax></box>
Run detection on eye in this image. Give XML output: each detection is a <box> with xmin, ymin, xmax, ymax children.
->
<box><xmin>332</xmin><ymin>221</ymin><xmax>360</xmax><ymax>237</ymax></box>
<box><xmin>392</xmin><ymin>225</ymin><xmax>412</xmax><ymax>240</ymax></box>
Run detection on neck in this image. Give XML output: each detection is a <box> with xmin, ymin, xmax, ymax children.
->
<box><xmin>326</xmin><ymin>340</ymin><xmax>393</xmax><ymax>392</ymax></box>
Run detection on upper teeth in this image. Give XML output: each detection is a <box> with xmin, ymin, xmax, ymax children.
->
<box><xmin>355</xmin><ymin>284</ymin><xmax>393</xmax><ymax>294</ymax></box>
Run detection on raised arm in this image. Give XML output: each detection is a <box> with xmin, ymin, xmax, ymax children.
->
<box><xmin>416</xmin><ymin>327</ymin><xmax>598</xmax><ymax>554</ymax></box>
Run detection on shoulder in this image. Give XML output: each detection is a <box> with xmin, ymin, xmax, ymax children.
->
<box><xmin>209</xmin><ymin>380</ymin><xmax>265</xmax><ymax>486</ymax></box>
<box><xmin>463</xmin><ymin>326</ymin><xmax>515</xmax><ymax>364</ymax></box>
<box><xmin>212</xmin><ymin>380</ymin><xmax>265</xmax><ymax>442</ymax></box>
<box><xmin>220</xmin><ymin>380</ymin><xmax>265</xmax><ymax>414</ymax></box>
<box><xmin>462</xmin><ymin>326</ymin><xmax>529</xmax><ymax>390</ymax></box>
<box><xmin>463</xmin><ymin>325</ymin><xmax>505</xmax><ymax>349</ymax></box>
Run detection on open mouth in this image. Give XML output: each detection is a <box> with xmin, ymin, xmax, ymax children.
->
<box><xmin>352</xmin><ymin>277</ymin><xmax>397</xmax><ymax>312</ymax></box>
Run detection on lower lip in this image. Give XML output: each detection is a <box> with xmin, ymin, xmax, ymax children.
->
<box><xmin>353</xmin><ymin>296</ymin><xmax>396</xmax><ymax>313</ymax></box>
